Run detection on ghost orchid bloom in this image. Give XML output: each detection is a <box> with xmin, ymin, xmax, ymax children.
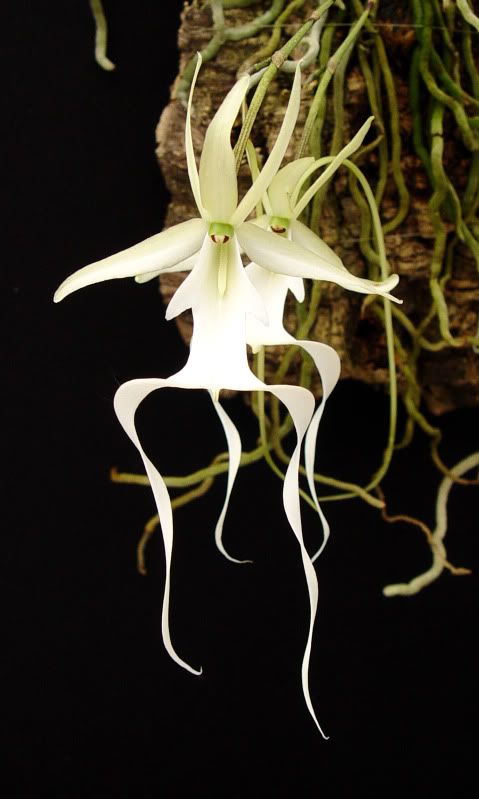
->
<box><xmin>240</xmin><ymin>116</ymin><xmax>401</xmax><ymax>302</ymax></box>
<box><xmin>55</xmin><ymin>57</ymin><xmax>331</xmax><ymax>736</ymax></box>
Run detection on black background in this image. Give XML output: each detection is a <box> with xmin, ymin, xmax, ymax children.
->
<box><xmin>2</xmin><ymin>2</ymin><xmax>477</xmax><ymax>797</ymax></box>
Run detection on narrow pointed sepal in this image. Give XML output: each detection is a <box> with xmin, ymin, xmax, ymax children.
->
<box><xmin>267</xmin><ymin>157</ymin><xmax>314</xmax><ymax>219</ymax></box>
<box><xmin>289</xmin><ymin>219</ymin><xmax>345</xmax><ymax>270</ymax></box>
<box><xmin>54</xmin><ymin>218</ymin><xmax>207</xmax><ymax>302</ymax></box>
<box><xmin>198</xmin><ymin>74</ymin><xmax>250</xmax><ymax>222</ymax></box>
<box><xmin>185</xmin><ymin>53</ymin><xmax>207</xmax><ymax>218</ymax></box>
<box><xmin>238</xmin><ymin>221</ymin><xmax>401</xmax><ymax>302</ymax></box>
<box><xmin>292</xmin><ymin>116</ymin><xmax>375</xmax><ymax>216</ymax></box>
<box><xmin>134</xmin><ymin>250</ymin><xmax>201</xmax><ymax>283</ymax></box>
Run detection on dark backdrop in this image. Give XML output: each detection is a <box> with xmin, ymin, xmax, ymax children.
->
<box><xmin>2</xmin><ymin>2</ymin><xmax>477</xmax><ymax>797</ymax></box>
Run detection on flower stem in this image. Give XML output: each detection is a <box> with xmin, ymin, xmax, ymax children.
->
<box><xmin>297</xmin><ymin>0</ymin><xmax>374</xmax><ymax>158</ymax></box>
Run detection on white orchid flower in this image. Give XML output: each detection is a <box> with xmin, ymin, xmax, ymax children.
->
<box><xmin>241</xmin><ymin>115</ymin><xmax>401</xmax><ymax>302</ymax></box>
<box><xmin>54</xmin><ymin>56</ymin><xmax>340</xmax><ymax>736</ymax></box>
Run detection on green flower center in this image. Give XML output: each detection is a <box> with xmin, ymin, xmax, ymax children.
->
<box><xmin>270</xmin><ymin>216</ymin><xmax>290</xmax><ymax>234</ymax></box>
<box><xmin>209</xmin><ymin>222</ymin><xmax>234</xmax><ymax>244</ymax></box>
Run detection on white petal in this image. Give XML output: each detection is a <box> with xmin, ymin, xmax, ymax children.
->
<box><xmin>238</xmin><ymin>221</ymin><xmax>401</xmax><ymax>301</ymax></box>
<box><xmin>198</xmin><ymin>74</ymin><xmax>250</xmax><ymax>221</ymax></box>
<box><xmin>162</xmin><ymin>251</ymin><xmax>201</xmax><ymax>273</ymax></box>
<box><xmin>134</xmin><ymin>250</ymin><xmax>201</xmax><ymax>284</ymax></box>
<box><xmin>54</xmin><ymin>218</ymin><xmax>207</xmax><ymax>302</ymax></box>
<box><xmin>292</xmin><ymin>116</ymin><xmax>374</xmax><ymax>217</ymax></box>
<box><xmin>185</xmin><ymin>54</ymin><xmax>207</xmax><ymax>217</ymax></box>
<box><xmin>211</xmin><ymin>395</ymin><xmax>252</xmax><ymax>564</ymax></box>
<box><xmin>134</xmin><ymin>270</ymin><xmax>162</xmax><ymax>284</ymax></box>
<box><xmin>267</xmin><ymin>157</ymin><xmax>314</xmax><ymax>218</ymax></box>
<box><xmin>231</xmin><ymin>65</ymin><xmax>302</xmax><ymax>227</ymax></box>
<box><xmin>245</xmin><ymin>264</ymin><xmax>302</xmax><ymax>350</ymax></box>
<box><xmin>113</xmin><ymin>378</ymin><xmax>202</xmax><ymax>676</ymax></box>
<box><xmin>290</xmin><ymin>219</ymin><xmax>345</xmax><ymax>270</ymax></box>
<box><xmin>238</xmin><ymin>215</ymin><xmax>271</xmax><ymax>258</ymax></box>
<box><xmin>164</xmin><ymin>236</ymin><xmax>209</xmax><ymax>321</ymax></box>
<box><xmin>288</xmin><ymin>275</ymin><xmax>305</xmax><ymax>302</ymax></box>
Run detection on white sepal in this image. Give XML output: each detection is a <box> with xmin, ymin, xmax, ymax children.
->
<box><xmin>135</xmin><ymin>250</ymin><xmax>202</xmax><ymax>283</ymax></box>
<box><xmin>292</xmin><ymin>116</ymin><xmax>375</xmax><ymax>217</ymax></box>
<box><xmin>54</xmin><ymin>218</ymin><xmax>207</xmax><ymax>302</ymax></box>
<box><xmin>267</xmin><ymin>157</ymin><xmax>314</xmax><ymax>219</ymax></box>
<box><xmin>185</xmin><ymin>54</ymin><xmax>207</xmax><ymax>218</ymax></box>
<box><xmin>289</xmin><ymin>219</ymin><xmax>346</xmax><ymax>270</ymax></box>
<box><xmin>231</xmin><ymin>65</ymin><xmax>302</xmax><ymax>227</ymax></box>
<box><xmin>198</xmin><ymin>75</ymin><xmax>250</xmax><ymax>222</ymax></box>
<box><xmin>238</xmin><ymin>221</ymin><xmax>401</xmax><ymax>301</ymax></box>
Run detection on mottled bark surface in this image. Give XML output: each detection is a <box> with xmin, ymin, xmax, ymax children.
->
<box><xmin>156</xmin><ymin>1</ymin><xmax>479</xmax><ymax>414</ymax></box>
